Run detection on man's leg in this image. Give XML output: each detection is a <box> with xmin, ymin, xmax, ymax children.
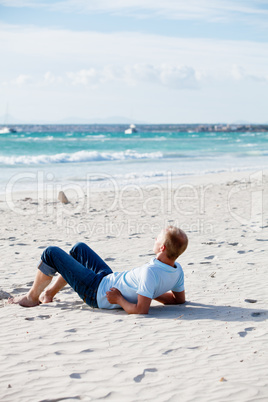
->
<box><xmin>9</xmin><ymin>243</ymin><xmax>112</xmax><ymax>308</ymax></box>
<box><xmin>39</xmin><ymin>243</ymin><xmax>112</xmax><ymax>303</ymax></box>
<box><xmin>69</xmin><ymin>242</ymin><xmax>112</xmax><ymax>275</ymax></box>
<box><xmin>39</xmin><ymin>274</ymin><xmax>67</xmax><ymax>303</ymax></box>
<box><xmin>8</xmin><ymin>270</ymin><xmax>52</xmax><ymax>307</ymax></box>
<box><xmin>40</xmin><ymin>242</ymin><xmax>112</xmax><ymax>303</ymax></box>
<box><xmin>38</xmin><ymin>245</ymin><xmax>112</xmax><ymax>307</ymax></box>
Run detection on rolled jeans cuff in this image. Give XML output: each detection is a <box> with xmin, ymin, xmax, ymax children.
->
<box><xmin>37</xmin><ymin>259</ymin><xmax>57</xmax><ymax>277</ymax></box>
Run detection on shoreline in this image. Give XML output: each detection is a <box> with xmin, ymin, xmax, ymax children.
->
<box><xmin>1</xmin><ymin>167</ymin><xmax>266</xmax><ymax>199</ymax></box>
<box><xmin>2</xmin><ymin>123</ymin><xmax>268</xmax><ymax>133</ymax></box>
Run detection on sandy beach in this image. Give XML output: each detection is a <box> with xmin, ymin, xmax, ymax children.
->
<box><xmin>0</xmin><ymin>169</ymin><xmax>267</xmax><ymax>402</ymax></box>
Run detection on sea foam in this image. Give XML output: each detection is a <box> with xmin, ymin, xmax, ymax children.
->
<box><xmin>0</xmin><ymin>150</ymin><xmax>164</xmax><ymax>165</ymax></box>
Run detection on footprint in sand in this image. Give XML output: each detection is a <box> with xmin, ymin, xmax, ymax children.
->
<box><xmin>238</xmin><ymin>327</ymin><xmax>256</xmax><ymax>337</ymax></box>
<box><xmin>12</xmin><ymin>287</ymin><xmax>30</xmax><ymax>293</ymax></box>
<box><xmin>39</xmin><ymin>395</ymin><xmax>81</xmax><ymax>401</ymax></box>
<box><xmin>251</xmin><ymin>312</ymin><xmax>263</xmax><ymax>317</ymax></box>
<box><xmin>105</xmin><ymin>257</ymin><xmax>116</xmax><ymax>262</ymax></box>
<box><xmin>80</xmin><ymin>349</ymin><xmax>93</xmax><ymax>353</ymax></box>
<box><xmin>70</xmin><ymin>373</ymin><xmax>81</xmax><ymax>379</ymax></box>
<box><xmin>204</xmin><ymin>255</ymin><xmax>215</xmax><ymax>260</ymax></box>
<box><xmin>25</xmin><ymin>315</ymin><xmax>51</xmax><ymax>321</ymax></box>
<box><xmin>163</xmin><ymin>349</ymin><xmax>178</xmax><ymax>355</ymax></box>
<box><xmin>35</xmin><ymin>315</ymin><xmax>51</xmax><ymax>320</ymax></box>
<box><xmin>0</xmin><ymin>290</ymin><xmax>12</xmax><ymax>300</ymax></box>
<box><xmin>133</xmin><ymin>368</ymin><xmax>157</xmax><ymax>383</ymax></box>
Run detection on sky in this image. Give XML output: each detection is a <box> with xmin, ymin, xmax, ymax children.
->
<box><xmin>0</xmin><ymin>0</ymin><xmax>267</xmax><ymax>124</ymax></box>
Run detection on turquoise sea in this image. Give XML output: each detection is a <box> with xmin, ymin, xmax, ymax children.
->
<box><xmin>0</xmin><ymin>125</ymin><xmax>267</xmax><ymax>193</ymax></box>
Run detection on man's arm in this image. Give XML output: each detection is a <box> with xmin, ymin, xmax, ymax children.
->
<box><xmin>155</xmin><ymin>290</ymin><xmax>185</xmax><ymax>305</ymax></box>
<box><xmin>106</xmin><ymin>288</ymin><xmax>152</xmax><ymax>314</ymax></box>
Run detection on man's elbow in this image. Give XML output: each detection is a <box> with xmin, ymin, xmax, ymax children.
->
<box><xmin>136</xmin><ymin>305</ymin><xmax>150</xmax><ymax>314</ymax></box>
<box><xmin>175</xmin><ymin>297</ymin><xmax>186</xmax><ymax>304</ymax></box>
<box><xmin>173</xmin><ymin>291</ymin><xmax>186</xmax><ymax>305</ymax></box>
<box><xmin>137</xmin><ymin>308</ymin><xmax>149</xmax><ymax>314</ymax></box>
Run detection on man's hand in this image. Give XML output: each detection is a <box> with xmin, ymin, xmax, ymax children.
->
<box><xmin>106</xmin><ymin>287</ymin><xmax>122</xmax><ymax>304</ymax></box>
<box><xmin>106</xmin><ymin>288</ymin><xmax>151</xmax><ymax>314</ymax></box>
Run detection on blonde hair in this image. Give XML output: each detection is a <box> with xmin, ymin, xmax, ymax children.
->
<box><xmin>163</xmin><ymin>226</ymin><xmax>188</xmax><ymax>260</ymax></box>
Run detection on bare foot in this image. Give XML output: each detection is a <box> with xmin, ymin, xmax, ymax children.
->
<box><xmin>8</xmin><ymin>293</ymin><xmax>40</xmax><ymax>307</ymax></box>
<box><xmin>39</xmin><ymin>290</ymin><xmax>53</xmax><ymax>304</ymax></box>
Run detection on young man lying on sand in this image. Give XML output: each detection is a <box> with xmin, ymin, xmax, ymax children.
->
<box><xmin>9</xmin><ymin>226</ymin><xmax>188</xmax><ymax>314</ymax></box>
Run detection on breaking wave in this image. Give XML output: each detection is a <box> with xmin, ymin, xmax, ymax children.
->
<box><xmin>0</xmin><ymin>150</ymin><xmax>164</xmax><ymax>165</ymax></box>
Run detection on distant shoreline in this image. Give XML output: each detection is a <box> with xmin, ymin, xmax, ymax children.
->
<box><xmin>1</xmin><ymin>123</ymin><xmax>268</xmax><ymax>133</ymax></box>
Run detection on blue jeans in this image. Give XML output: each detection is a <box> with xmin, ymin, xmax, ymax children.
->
<box><xmin>38</xmin><ymin>242</ymin><xmax>113</xmax><ymax>308</ymax></box>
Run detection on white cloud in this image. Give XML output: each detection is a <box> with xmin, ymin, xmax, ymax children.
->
<box><xmin>12</xmin><ymin>74</ymin><xmax>31</xmax><ymax>85</ymax></box>
<box><xmin>1</xmin><ymin>22</ymin><xmax>267</xmax><ymax>89</ymax></box>
<box><xmin>123</xmin><ymin>64</ymin><xmax>200</xmax><ymax>89</ymax></box>
<box><xmin>0</xmin><ymin>1</ymin><xmax>38</xmax><ymax>6</ymax></box>
<box><xmin>231</xmin><ymin>64</ymin><xmax>268</xmax><ymax>83</ymax></box>
<box><xmin>67</xmin><ymin>69</ymin><xmax>98</xmax><ymax>86</ymax></box>
<box><xmin>4</xmin><ymin>62</ymin><xmax>266</xmax><ymax>90</ymax></box>
<box><xmin>1</xmin><ymin>0</ymin><xmax>267</xmax><ymax>24</ymax></box>
<box><xmin>0</xmin><ymin>4</ymin><xmax>266</xmax><ymax>122</ymax></box>
<box><xmin>159</xmin><ymin>65</ymin><xmax>200</xmax><ymax>89</ymax></box>
<box><xmin>43</xmin><ymin>71</ymin><xmax>63</xmax><ymax>84</ymax></box>
<box><xmin>231</xmin><ymin>64</ymin><xmax>245</xmax><ymax>80</ymax></box>
<box><xmin>1</xmin><ymin>23</ymin><xmax>267</xmax><ymax>76</ymax></box>
<box><xmin>66</xmin><ymin>64</ymin><xmax>200</xmax><ymax>89</ymax></box>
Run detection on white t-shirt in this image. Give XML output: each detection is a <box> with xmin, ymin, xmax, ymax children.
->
<box><xmin>97</xmin><ymin>257</ymin><xmax>184</xmax><ymax>309</ymax></box>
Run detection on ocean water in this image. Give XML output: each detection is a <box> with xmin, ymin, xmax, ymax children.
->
<box><xmin>0</xmin><ymin>125</ymin><xmax>267</xmax><ymax>193</ymax></box>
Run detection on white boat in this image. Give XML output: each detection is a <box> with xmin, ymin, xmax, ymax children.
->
<box><xmin>0</xmin><ymin>126</ymin><xmax>17</xmax><ymax>134</ymax></box>
<box><xmin>0</xmin><ymin>103</ymin><xmax>17</xmax><ymax>134</ymax></box>
<box><xmin>125</xmin><ymin>124</ymin><xmax>137</xmax><ymax>135</ymax></box>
